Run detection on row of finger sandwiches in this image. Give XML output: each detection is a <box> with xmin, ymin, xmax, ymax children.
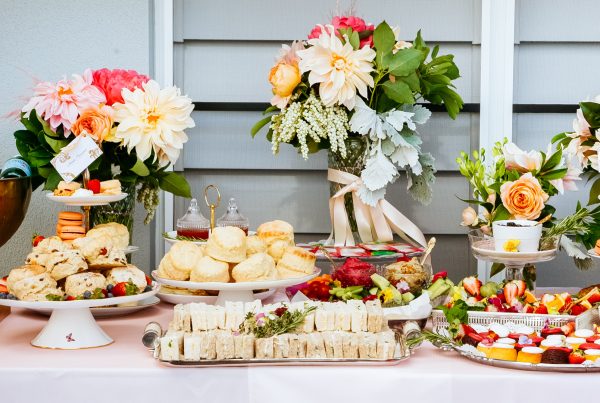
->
<box><xmin>159</xmin><ymin>300</ymin><xmax>395</xmax><ymax>361</ymax></box>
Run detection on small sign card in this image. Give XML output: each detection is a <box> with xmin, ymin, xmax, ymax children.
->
<box><xmin>51</xmin><ymin>135</ymin><xmax>102</xmax><ymax>182</ymax></box>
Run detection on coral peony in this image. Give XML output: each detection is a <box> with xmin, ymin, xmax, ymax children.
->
<box><xmin>72</xmin><ymin>105</ymin><xmax>114</xmax><ymax>143</ymax></box>
<box><xmin>22</xmin><ymin>69</ymin><xmax>106</xmax><ymax>135</ymax></box>
<box><xmin>308</xmin><ymin>16</ymin><xmax>375</xmax><ymax>48</ymax></box>
<box><xmin>92</xmin><ymin>68</ymin><xmax>149</xmax><ymax>106</ymax></box>
<box><xmin>500</xmin><ymin>173</ymin><xmax>549</xmax><ymax>220</ymax></box>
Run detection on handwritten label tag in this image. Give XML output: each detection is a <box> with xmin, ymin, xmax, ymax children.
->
<box><xmin>51</xmin><ymin>135</ymin><xmax>102</xmax><ymax>182</ymax></box>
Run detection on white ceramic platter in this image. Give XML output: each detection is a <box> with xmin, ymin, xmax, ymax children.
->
<box><xmin>152</xmin><ymin>269</ymin><xmax>319</xmax><ymax>305</ymax></box>
<box><xmin>0</xmin><ymin>283</ymin><xmax>159</xmax><ymax>349</ymax></box>
<box><xmin>46</xmin><ymin>192</ymin><xmax>128</xmax><ymax>206</ymax></box>
<box><xmin>471</xmin><ymin>239</ymin><xmax>557</xmax><ymax>263</ymax></box>
<box><xmin>28</xmin><ymin>296</ymin><xmax>160</xmax><ymax>318</ymax></box>
<box><xmin>157</xmin><ymin>289</ymin><xmax>276</xmax><ymax>305</ymax></box>
<box><xmin>163</xmin><ymin>230</ymin><xmax>256</xmax><ymax>245</ymax></box>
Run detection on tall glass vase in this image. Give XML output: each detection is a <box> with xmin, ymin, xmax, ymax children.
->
<box><xmin>90</xmin><ymin>183</ymin><xmax>136</xmax><ymax>245</ymax></box>
<box><xmin>328</xmin><ymin>136</ymin><xmax>369</xmax><ymax>242</ymax></box>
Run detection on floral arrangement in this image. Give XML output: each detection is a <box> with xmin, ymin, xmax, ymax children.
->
<box><xmin>13</xmin><ymin>68</ymin><xmax>194</xmax><ymax>222</ymax></box>
<box><xmin>252</xmin><ymin>15</ymin><xmax>463</xmax><ymax>205</ymax></box>
<box><xmin>553</xmin><ymin>96</ymin><xmax>600</xmax><ymax>246</ymax></box>
<box><xmin>457</xmin><ymin>139</ymin><xmax>597</xmax><ymax>271</ymax></box>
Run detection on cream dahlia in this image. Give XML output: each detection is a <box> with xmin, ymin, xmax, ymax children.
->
<box><xmin>22</xmin><ymin>69</ymin><xmax>106</xmax><ymax>135</ymax></box>
<box><xmin>297</xmin><ymin>25</ymin><xmax>375</xmax><ymax>110</ymax></box>
<box><xmin>113</xmin><ymin>80</ymin><xmax>194</xmax><ymax>167</ymax></box>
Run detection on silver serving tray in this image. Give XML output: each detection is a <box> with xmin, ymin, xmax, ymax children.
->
<box><xmin>454</xmin><ymin>346</ymin><xmax>600</xmax><ymax>373</ymax></box>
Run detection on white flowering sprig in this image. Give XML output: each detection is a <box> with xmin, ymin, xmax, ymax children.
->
<box><xmin>269</xmin><ymin>91</ymin><xmax>350</xmax><ymax>159</ymax></box>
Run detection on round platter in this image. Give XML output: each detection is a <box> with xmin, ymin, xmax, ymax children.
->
<box><xmin>28</xmin><ymin>296</ymin><xmax>160</xmax><ymax>318</ymax></box>
<box><xmin>471</xmin><ymin>238</ymin><xmax>557</xmax><ymax>264</ymax></box>
<box><xmin>453</xmin><ymin>345</ymin><xmax>600</xmax><ymax>373</ymax></box>
<box><xmin>152</xmin><ymin>269</ymin><xmax>319</xmax><ymax>305</ymax></box>
<box><xmin>588</xmin><ymin>249</ymin><xmax>600</xmax><ymax>259</ymax></box>
<box><xmin>163</xmin><ymin>230</ymin><xmax>256</xmax><ymax>246</ymax></box>
<box><xmin>46</xmin><ymin>192</ymin><xmax>128</xmax><ymax>206</ymax></box>
<box><xmin>0</xmin><ymin>283</ymin><xmax>159</xmax><ymax>349</ymax></box>
<box><xmin>157</xmin><ymin>289</ymin><xmax>276</xmax><ymax>305</ymax></box>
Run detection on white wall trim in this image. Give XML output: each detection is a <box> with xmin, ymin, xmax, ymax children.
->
<box><xmin>153</xmin><ymin>0</ymin><xmax>174</xmax><ymax>265</ymax></box>
<box><xmin>479</xmin><ymin>0</ymin><xmax>516</xmax><ymax>280</ymax></box>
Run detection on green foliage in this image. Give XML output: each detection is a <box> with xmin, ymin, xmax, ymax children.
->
<box><xmin>581</xmin><ymin>102</ymin><xmax>600</xmax><ymax>129</ymax></box>
<box><xmin>158</xmin><ymin>171</ymin><xmax>192</xmax><ymax>198</ymax></box>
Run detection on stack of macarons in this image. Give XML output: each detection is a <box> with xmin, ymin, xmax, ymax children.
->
<box><xmin>56</xmin><ymin>211</ymin><xmax>86</xmax><ymax>241</ymax></box>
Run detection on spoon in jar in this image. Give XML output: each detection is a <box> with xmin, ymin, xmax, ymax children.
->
<box><xmin>419</xmin><ymin>237</ymin><xmax>437</xmax><ymax>265</ymax></box>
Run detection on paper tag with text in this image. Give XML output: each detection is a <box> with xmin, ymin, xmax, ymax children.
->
<box><xmin>51</xmin><ymin>135</ymin><xmax>102</xmax><ymax>183</ymax></box>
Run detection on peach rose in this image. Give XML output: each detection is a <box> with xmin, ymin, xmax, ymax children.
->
<box><xmin>500</xmin><ymin>173</ymin><xmax>549</xmax><ymax>220</ymax></box>
<box><xmin>72</xmin><ymin>105</ymin><xmax>114</xmax><ymax>143</ymax></box>
<box><xmin>269</xmin><ymin>62</ymin><xmax>301</xmax><ymax>98</ymax></box>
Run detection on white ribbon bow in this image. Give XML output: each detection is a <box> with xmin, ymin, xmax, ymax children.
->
<box><xmin>326</xmin><ymin>168</ymin><xmax>427</xmax><ymax>248</ymax></box>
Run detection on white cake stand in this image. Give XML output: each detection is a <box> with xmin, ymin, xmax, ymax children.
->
<box><xmin>152</xmin><ymin>269</ymin><xmax>320</xmax><ymax>306</ymax></box>
<box><xmin>469</xmin><ymin>232</ymin><xmax>558</xmax><ymax>281</ymax></box>
<box><xmin>0</xmin><ymin>284</ymin><xmax>159</xmax><ymax>349</ymax></box>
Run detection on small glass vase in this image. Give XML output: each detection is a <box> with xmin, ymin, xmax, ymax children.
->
<box><xmin>328</xmin><ymin>136</ymin><xmax>369</xmax><ymax>242</ymax></box>
<box><xmin>90</xmin><ymin>183</ymin><xmax>136</xmax><ymax>244</ymax></box>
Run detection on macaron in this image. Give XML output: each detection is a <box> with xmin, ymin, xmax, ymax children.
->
<box><xmin>57</xmin><ymin>225</ymin><xmax>86</xmax><ymax>240</ymax></box>
<box><xmin>57</xmin><ymin>211</ymin><xmax>84</xmax><ymax>227</ymax></box>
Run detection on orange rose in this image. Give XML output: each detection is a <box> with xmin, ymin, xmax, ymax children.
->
<box><xmin>500</xmin><ymin>173</ymin><xmax>549</xmax><ymax>220</ymax></box>
<box><xmin>269</xmin><ymin>62</ymin><xmax>301</xmax><ymax>98</ymax></box>
<box><xmin>72</xmin><ymin>105</ymin><xmax>114</xmax><ymax>143</ymax></box>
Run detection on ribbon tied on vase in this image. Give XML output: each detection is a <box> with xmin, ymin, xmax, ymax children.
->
<box><xmin>326</xmin><ymin>168</ymin><xmax>427</xmax><ymax>248</ymax></box>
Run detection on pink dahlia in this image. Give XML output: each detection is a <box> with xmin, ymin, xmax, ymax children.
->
<box><xmin>92</xmin><ymin>68</ymin><xmax>149</xmax><ymax>106</ymax></box>
<box><xmin>22</xmin><ymin>69</ymin><xmax>106</xmax><ymax>135</ymax></box>
<box><xmin>308</xmin><ymin>16</ymin><xmax>375</xmax><ymax>48</ymax></box>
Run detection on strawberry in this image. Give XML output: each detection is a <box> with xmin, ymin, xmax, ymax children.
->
<box><xmin>145</xmin><ymin>275</ymin><xmax>152</xmax><ymax>286</ymax></box>
<box><xmin>524</xmin><ymin>304</ymin><xmax>535</xmax><ymax>313</ymax></box>
<box><xmin>586</xmin><ymin>335</ymin><xmax>600</xmax><ymax>343</ymax></box>
<box><xmin>504</xmin><ymin>282</ymin><xmax>519</xmax><ymax>306</ymax></box>
<box><xmin>569</xmin><ymin>350</ymin><xmax>586</xmax><ymax>364</ymax></box>
<box><xmin>32</xmin><ymin>234</ymin><xmax>44</xmax><ymax>247</ymax></box>
<box><xmin>496</xmin><ymin>290</ymin><xmax>506</xmax><ymax>304</ymax></box>
<box><xmin>432</xmin><ymin>271</ymin><xmax>448</xmax><ymax>283</ymax></box>
<box><xmin>65</xmin><ymin>295</ymin><xmax>76</xmax><ymax>301</ymax></box>
<box><xmin>534</xmin><ymin>305</ymin><xmax>548</xmax><ymax>314</ymax></box>
<box><xmin>86</xmin><ymin>179</ymin><xmax>101</xmax><ymax>194</ymax></box>
<box><xmin>578</xmin><ymin>343</ymin><xmax>599</xmax><ymax>351</ymax></box>
<box><xmin>570</xmin><ymin>304</ymin><xmax>587</xmax><ymax>316</ymax></box>
<box><xmin>111</xmin><ymin>280</ymin><xmax>138</xmax><ymax>297</ymax></box>
<box><xmin>457</xmin><ymin>324</ymin><xmax>476</xmax><ymax>339</ymax></box>
<box><xmin>561</xmin><ymin>322</ymin><xmax>576</xmax><ymax>336</ymax></box>
<box><xmin>513</xmin><ymin>280</ymin><xmax>527</xmax><ymax>297</ymax></box>
<box><xmin>462</xmin><ymin>332</ymin><xmax>483</xmax><ymax>347</ymax></box>
<box><xmin>463</xmin><ymin>276</ymin><xmax>482</xmax><ymax>297</ymax></box>
<box><xmin>588</xmin><ymin>292</ymin><xmax>600</xmax><ymax>305</ymax></box>
<box><xmin>0</xmin><ymin>284</ymin><xmax>7</xmax><ymax>294</ymax></box>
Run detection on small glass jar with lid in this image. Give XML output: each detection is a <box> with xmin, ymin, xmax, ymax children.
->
<box><xmin>216</xmin><ymin>198</ymin><xmax>249</xmax><ymax>234</ymax></box>
<box><xmin>176</xmin><ymin>198</ymin><xmax>210</xmax><ymax>240</ymax></box>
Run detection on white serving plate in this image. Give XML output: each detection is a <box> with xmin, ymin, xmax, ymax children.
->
<box><xmin>163</xmin><ymin>230</ymin><xmax>256</xmax><ymax>245</ymax></box>
<box><xmin>46</xmin><ymin>192</ymin><xmax>128</xmax><ymax>206</ymax></box>
<box><xmin>157</xmin><ymin>289</ymin><xmax>275</xmax><ymax>305</ymax></box>
<box><xmin>0</xmin><ymin>283</ymin><xmax>159</xmax><ymax>349</ymax></box>
<box><xmin>471</xmin><ymin>238</ymin><xmax>557</xmax><ymax>263</ymax></box>
<box><xmin>29</xmin><ymin>296</ymin><xmax>160</xmax><ymax>318</ymax></box>
<box><xmin>152</xmin><ymin>269</ymin><xmax>319</xmax><ymax>305</ymax></box>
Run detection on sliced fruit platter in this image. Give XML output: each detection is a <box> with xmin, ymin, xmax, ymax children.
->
<box><xmin>421</xmin><ymin>319</ymin><xmax>600</xmax><ymax>372</ymax></box>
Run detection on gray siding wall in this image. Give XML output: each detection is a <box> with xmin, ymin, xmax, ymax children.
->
<box><xmin>173</xmin><ymin>0</ymin><xmax>482</xmax><ymax>280</ymax></box>
<box><xmin>514</xmin><ymin>0</ymin><xmax>600</xmax><ymax>286</ymax></box>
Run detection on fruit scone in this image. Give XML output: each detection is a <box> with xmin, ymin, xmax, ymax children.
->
<box><xmin>26</xmin><ymin>236</ymin><xmax>71</xmax><ymax>266</ymax></box>
<box><xmin>7</xmin><ymin>265</ymin><xmax>64</xmax><ymax>301</ymax></box>
<box><xmin>64</xmin><ymin>272</ymin><xmax>106</xmax><ymax>298</ymax></box>
<box><xmin>85</xmin><ymin>222</ymin><xmax>130</xmax><ymax>251</ymax></box>
<box><xmin>105</xmin><ymin>265</ymin><xmax>147</xmax><ymax>292</ymax></box>
<box><xmin>72</xmin><ymin>235</ymin><xmax>127</xmax><ymax>269</ymax></box>
<box><xmin>44</xmin><ymin>250</ymin><xmax>89</xmax><ymax>281</ymax></box>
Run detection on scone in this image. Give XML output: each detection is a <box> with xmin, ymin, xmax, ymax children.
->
<box><xmin>206</xmin><ymin>226</ymin><xmax>247</xmax><ymax>263</ymax></box>
<box><xmin>32</xmin><ymin>236</ymin><xmax>70</xmax><ymax>254</ymax></box>
<box><xmin>86</xmin><ymin>222</ymin><xmax>129</xmax><ymax>250</ymax></box>
<box><xmin>88</xmin><ymin>250</ymin><xmax>128</xmax><ymax>269</ymax></box>
<box><xmin>246</xmin><ymin>235</ymin><xmax>267</xmax><ymax>256</ymax></box>
<box><xmin>64</xmin><ymin>272</ymin><xmax>106</xmax><ymax>297</ymax></box>
<box><xmin>157</xmin><ymin>241</ymin><xmax>203</xmax><ymax>280</ymax></box>
<box><xmin>276</xmin><ymin>246</ymin><xmax>316</xmax><ymax>279</ymax></box>
<box><xmin>105</xmin><ymin>265</ymin><xmax>147</xmax><ymax>291</ymax></box>
<box><xmin>25</xmin><ymin>251</ymin><xmax>52</xmax><ymax>267</ymax></box>
<box><xmin>53</xmin><ymin>181</ymin><xmax>81</xmax><ymax>196</ymax></box>
<box><xmin>12</xmin><ymin>272</ymin><xmax>63</xmax><ymax>301</ymax></box>
<box><xmin>256</xmin><ymin>220</ymin><xmax>294</xmax><ymax>245</ymax></box>
<box><xmin>190</xmin><ymin>256</ymin><xmax>230</xmax><ymax>283</ymax></box>
<box><xmin>7</xmin><ymin>265</ymin><xmax>47</xmax><ymax>291</ymax></box>
<box><xmin>267</xmin><ymin>239</ymin><xmax>292</xmax><ymax>262</ymax></box>
<box><xmin>231</xmin><ymin>253</ymin><xmax>277</xmax><ymax>282</ymax></box>
<box><xmin>45</xmin><ymin>250</ymin><xmax>88</xmax><ymax>280</ymax></box>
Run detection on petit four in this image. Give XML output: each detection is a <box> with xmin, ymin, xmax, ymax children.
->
<box><xmin>541</xmin><ymin>347</ymin><xmax>571</xmax><ymax>364</ymax></box>
<box><xmin>99</xmin><ymin>179</ymin><xmax>122</xmax><ymax>195</ymax></box>
<box><xmin>516</xmin><ymin>346</ymin><xmax>543</xmax><ymax>364</ymax></box>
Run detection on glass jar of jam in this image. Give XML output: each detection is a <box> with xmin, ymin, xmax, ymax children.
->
<box><xmin>216</xmin><ymin>198</ymin><xmax>249</xmax><ymax>234</ymax></box>
<box><xmin>176</xmin><ymin>198</ymin><xmax>210</xmax><ymax>240</ymax></box>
